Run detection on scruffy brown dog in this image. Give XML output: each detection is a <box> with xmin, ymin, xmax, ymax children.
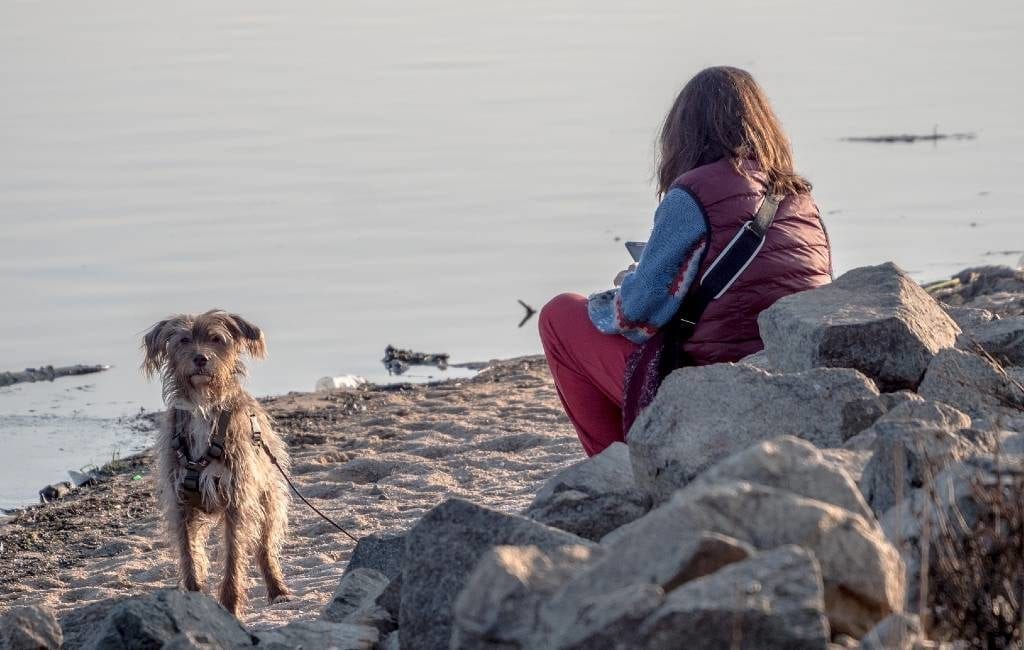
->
<box><xmin>142</xmin><ymin>310</ymin><xmax>290</xmax><ymax>615</ymax></box>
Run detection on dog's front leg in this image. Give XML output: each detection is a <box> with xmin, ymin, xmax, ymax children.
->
<box><xmin>257</xmin><ymin>488</ymin><xmax>291</xmax><ymax>603</ymax></box>
<box><xmin>219</xmin><ymin>507</ymin><xmax>251</xmax><ymax>616</ymax></box>
<box><xmin>174</xmin><ymin>506</ymin><xmax>211</xmax><ymax>592</ymax></box>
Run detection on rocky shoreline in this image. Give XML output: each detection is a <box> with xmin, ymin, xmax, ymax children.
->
<box><xmin>2</xmin><ymin>263</ymin><xmax>1023</xmax><ymax>649</ymax></box>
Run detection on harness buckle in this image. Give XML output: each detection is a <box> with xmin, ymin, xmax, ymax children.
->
<box><xmin>249</xmin><ymin>413</ymin><xmax>262</xmax><ymax>446</ymax></box>
<box><xmin>206</xmin><ymin>441</ymin><xmax>224</xmax><ymax>459</ymax></box>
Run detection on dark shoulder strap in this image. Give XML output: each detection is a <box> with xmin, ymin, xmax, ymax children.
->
<box><xmin>675</xmin><ymin>194</ymin><xmax>781</xmax><ymax>338</ymax></box>
<box><xmin>205</xmin><ymin>409</ymin><xmax>231</xmax><ymax>460</ymax></box>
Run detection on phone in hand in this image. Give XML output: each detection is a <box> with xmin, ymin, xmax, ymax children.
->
<box><xmin>625</xmin><ymin>241</ymin><xmax>646</xmax><ymax>262</ymax></box>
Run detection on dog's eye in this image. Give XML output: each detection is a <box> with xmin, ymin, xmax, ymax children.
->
<box><xmin>211</xmin><ymin>335</ymin><xmax>223</xmax><ymax>344</ymax></box>
<box><xmin>180</xmin><ymin>336</ymin><xmax>191</xmax><ymax>344</ymax></box>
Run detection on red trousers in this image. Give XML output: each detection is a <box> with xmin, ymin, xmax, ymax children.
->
<box><xmin>539</xmin><ymin>293</ymin><xmax>639</xmax><ymax>456</ymax></box>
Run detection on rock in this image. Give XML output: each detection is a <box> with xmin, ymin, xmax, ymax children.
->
<box><xmin>544</xmin><ymin>532</ymin><xmax>753</xmax><ymax>642</ymax></box>
<box><xmin>917</xmin><ymin>348</ymin><xmax>1024</xmax><ymax>429</ymax></box>
<box><xmin>526</xmin><ymin>442</ymin><xmax>651</xmax><ymax>541</ymax></box>
<box><xmin>322</xmin><ymin>567</ymin><xmax>394</xmax><ymax>634</ymax></box>
<box><xmin>343</xmin><ymin>533</ymin><xmax>405</xmax><ymax>580</ymax></box>
<box><xmin>758</xmin><ymin>262</ymin><xmax>959</xmax><ymax>391</ymax></box>
<box><xmin>380</xmin><ymin>631</ymin><xmax>400</xmax><ymax>650</ymax></box>
<box><xmin>819</xmin><ymin>448</ymin><xmax>873</xmax><ymax>483</ymax></box>
<box><xmin>60</xmin><ymin>598</ymin><xmax>126</xmax><ymax>649</ymax></box>
<box><xmin>613</xmin><ymin>480</ymin><xmax>904</xmax><ymax>637</ymax></box>
<box><xmin>254</xmin><ymin>621</ymin><xmax>377</xmax><ymax>650</ymax></box>
<box><xmin>399</xmin><ymin>498</ymin><xmax>595</xmax><ymax>650</ymax></box>
<box><xmin>0</xmin><ymin>605</ymin><xmax>62</xmax><ymax>650</ymax></box>
<box><xmin>860</xmin><ymin>613</ymin><xmax>924</xmax><ymax>650</ymax></box>
<box><xmin>637</xmin><ymin>546</ymin><xmax>830</xmax><ymax>650</ymax></box>
<box><xmin>739</xmin><ymin>349</ymin><xmax>775</xmax><ymax>371</ymax></box>
<box><xmin>547</xmin><ymin>583</ymin><xmax>666</xmax><ymax>650</ymax></box>
<box><xmin>452</xmin><ymin>544</ymin><xmax>599</xmax><ymax>649</ymax></box>
<box><xmin>38</xmin><ymin>481</ymin><xmax>73</xmax><ymax>503</ymax></box>
<box><xmin>76</xmin><ymin>590</ymin><xmax>253</xmax><ymax>649</ymax></box>
<box><xmin>859</xmin><ymin>401</ymin><xmax>993</xmax><ymax>516</ymax></box>
<box><xmin>943</xmin><ymin>305</ymin><xmax>996</xmax><ymax>330</ymax></box>
<box><xmin>629</xmin><ymin>364</ymin><xmax>878</xmax><ymax>501</ymax></box>
<box><xmin>840</xmin><ymin>391</ymin><xmax>922</xmax><ymax>441</ymax></box>
<box><xmin>693</xmin><ymin>435</ymin><xmax>873</xmax><ymax>521</ymax></box>
<box><xmin>957</xmin><ymin>315</ymin><xmax>1024</xmax><ymax>366</ymax></box>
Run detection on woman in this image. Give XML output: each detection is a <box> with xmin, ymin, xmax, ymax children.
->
<box><xmin>540</xmin><ymin>66</ymin><xmax>832</xmax><ymax>457</ymax></box>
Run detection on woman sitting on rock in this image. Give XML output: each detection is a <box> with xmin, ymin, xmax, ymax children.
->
<box><xmin>540</xmin><ymin>66</ymin><xmax>833</xmax><ymax>456</ymax></box>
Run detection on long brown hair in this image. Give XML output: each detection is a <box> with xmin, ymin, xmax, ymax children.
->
<box><xmin>657</xmin><ymin>66</ymin><xmax>811</xmax><ymax>198</ymax></box>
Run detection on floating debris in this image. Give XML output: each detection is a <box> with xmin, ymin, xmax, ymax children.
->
<box><xmin>314</xmin><ymin>375</ymin><xmax>368</xmax><ymax>392</ymax></box>
<box><xmin>382</xmin><ymin>345</ymin><xmax>450</xmax><ymax>376</ymax></box>
<box><xmin>518</xmin><ymin>299</ymin><xmax>537</xmax><ymax>328</ymax></box>
<box><xmin>842</xmin><ymin>130</ymin><xmax>976</xmax><ymax>144</ymax></box>
<box><xmin>39</xmin><ymin>481</ymin><xmax>74</xmax><ymax>504</ymax></box>
<box><xmin>0</xmin><ymin>364</ymin><xmax>111</xmax><ymax>388</ymax></box>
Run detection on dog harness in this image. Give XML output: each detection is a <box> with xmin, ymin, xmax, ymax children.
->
<box><xmin>171</xmin><ymin>408</ymin><xmax>263</xmax><ymax>510</ymax></box>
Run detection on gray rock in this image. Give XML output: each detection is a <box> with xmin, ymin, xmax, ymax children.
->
<box><xmin>739</xmin><ymin>349</ymin><xmax>775</xmax><ymax>371</ymax></box>
<box><xmin>943</xmin><ymin>305</ymin><xmax>996</xmax><ymax>330</ymax></box>
<box><xmin>637</xmin><ymin>546</ymin><xmax>830</xmax><ymax>650</ymax></box>
<box><xmin>60</xmin><ymin>598</ymin><xmax>127</xmax><ymax>649</ymax></box>
<box><xmin>0</xmin><ymin>605</ymin><xmax>62</xmax><ymax>650</ymax></box>
<box><xmin>343</xmin><ymin>533</ymin><xmax>405</xmax><ymax>580</ymax></box>
<box><xmin>758</xmin><ymin>262</ymin><xmax>959</xmax><ymax>391</ymax></box>
<box><xmin>526</xmin><ymin>442</ymin><xmax>650</xmax><ymax>540</ymax></box>
<box><xmin>77</xmin><ymin>590</ymin><xmax>253</xmax><ymax>650</ymax></box>
<box><xmin>380</xmin><ymin>631</ymin><xmax>400</xmax><ymax>650</ymax></box>
<box><xmin>547</xmin><ymin>583</ymin><xmax>666</xmax><ymax>650</ymax></box>
<box><xmin>957</xmin><ymin>315</ymin><xmax>1024</xmax><ymax>365</ymax></box>
<box><xmin>859</xmin><ymin>402</ymin><xmax>993</xmax><ymax>517</ymax></box>
<box><xmin>452</xmin><ymin>544</ymin><xmax>599</xmax><ymax>649</ymax></box>
<box><xmin>860</xmin><ymin>612</ymin><xmax>924</xmax><ymax>650</ymax></box>
<box><xmin>841</xmin><ymin>391</ymin><xmax>923</xmax><ymax>441</ymax></box>
<box><xmin>917</xmin><ymin>348</ymin><xmax>1024</xmax><ymax>429</ymax></box>
<box><xmin>322</xmin><ymin>567</ymin><xmax>395</xmax><ymax>634</ymax></box>
<box><xmin>694</xmin><ymin>435</ymin><xmax>873</xmax><ymax>521</ymax></box>
<box><xmin>254</xmin><ymin>621</ymin><xmax>378</xmax><ymax>650</ymax></box>
<box><xmin>399</xmin><ymin>498</ymin><xmax>594</xmax><ymax>650</ymax></box>
<box><xmin>629</xmin><ymin>363</ymin><xmax>878</xmax><ymax>501</ymax></box>
<box><xmin>543</xmin><ymin>530</ymin><xmax>752</xmax><ymax>641</ymax></box>
<box><xmin>613</xmin><ymin>481</ymin><xmax>904</xmax><ymax>637</ymax></box>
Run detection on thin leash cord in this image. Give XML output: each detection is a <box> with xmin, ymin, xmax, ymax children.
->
<box><xmin>260</xmin><ymin>442</ymin><xmax>359</xmax><ymax>544</ymax></box>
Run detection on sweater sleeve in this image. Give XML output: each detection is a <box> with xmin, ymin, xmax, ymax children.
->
<box><xmin>587</xmin><ymin>188</ymin><xmax>709</xmax><ymax>344</ymax></box>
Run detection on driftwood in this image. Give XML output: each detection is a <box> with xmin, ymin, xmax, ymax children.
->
<box><xmin>843</xmin><ymin>131</ymin><xmax>976</xmax><ymax>144</ymax></box>
<box><xmin>0</xmin><ymin>364</ymin><xmax>111</xmax><ymax>388</ymax></box>
<box><xmin>382</xmin><ymin>345</ymin><xmax>450</xmax><ymax>376</ymax></box>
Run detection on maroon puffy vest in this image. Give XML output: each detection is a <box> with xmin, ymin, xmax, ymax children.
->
<box><xmin>673</xmin><ymin>158</ymin><xmax>833</xmax><ymax>365</ymax></box>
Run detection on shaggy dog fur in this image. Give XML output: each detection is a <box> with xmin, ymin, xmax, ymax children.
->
<box><xmin>142</xmin><ymin>310</ymin><xmax>290</xmax><ymax>615</ymax></box>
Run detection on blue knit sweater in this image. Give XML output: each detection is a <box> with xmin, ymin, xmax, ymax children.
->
<box><xmin>588</xmin><ymin>188</ymin><xmax>709</xmax><ymax>343</ymax></box>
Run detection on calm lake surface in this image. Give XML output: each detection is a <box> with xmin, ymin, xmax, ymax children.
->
<box><xmin>2</xmin><ymin>0</ymin><xmax>1022</xmax><ymax>508</ymax></box>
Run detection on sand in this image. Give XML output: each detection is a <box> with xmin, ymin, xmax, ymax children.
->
<box><xmin>0</xmin><ymin>356</ymin><xmax>580</xmax><ymax>630</ymax></box>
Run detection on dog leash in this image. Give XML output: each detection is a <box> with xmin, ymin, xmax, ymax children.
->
<box><xmin>249</xmin><ymin>414</ymin><xmax>361</xmax><ymax>544</ymax></box>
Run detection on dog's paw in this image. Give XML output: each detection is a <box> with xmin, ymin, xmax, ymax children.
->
<box><xmin>269</xmin><ymin>593</ymin><xmax>293</xmax><ymax>605</ymax></box>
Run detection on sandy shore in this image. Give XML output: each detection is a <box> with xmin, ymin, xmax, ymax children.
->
<box><xmin>0</xmin><ymin>356</ymin><xmax>580</xmax><ymax>630</ymax></box>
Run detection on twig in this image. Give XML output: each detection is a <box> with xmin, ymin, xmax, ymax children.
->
<box><xmin>0</xmin><ymin>364</ymin><xmax>111</xmax><ymax>388</ymax></box>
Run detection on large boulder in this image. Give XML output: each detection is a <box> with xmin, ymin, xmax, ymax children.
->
<box><xmin>539</xmin><ymin>530</ymin><xmax>753</xmax><ymax>645</ymax></box>
<box><xmin>606</xmin><ymin>481</ymin><xmax>904</xmax><ymax>637</ymax></box>
<box><xmin>859</xmin><ymin>402</ymin><xmax>994</xmax><ymax>517</ymax></box>
<box><xmin>452</xmin><ymin>544</ymin><xmax>599</xmax><ymax>649</ymax></box>
<box><xmin>636</xmin><ymin>546</ymin><xmax>830</xmax><ymax>650</ymax></box>
<box><xmin>693</xmin><ymin>435</ymin><xmax>873</xmax><ymax>521</ymax></box>
<box><xmin>629</xmin><ymin>364</ymin><xmax>878</xmax><ymax>501</ymax></box>
<box><xmin>399</xmin><ymin>498</ymin><xmax>594</xmax><ymax>650</ymax></box>
<box><xmin>957</xmin><ymin>315</ymin><xmax>1024</xmax><ymax>366</ymax></box>
<box><xmin>758</xmin><ymin>262</ymin><xmax>959</xmax><ymax>391</ymax></box>
<box><xmin>254</xmin><ymin>621</ymin><xmax>378</xmax><ymax>650</ymax></box>
<box><xmin>322</xmin><ymin>567</ymin><xmax>396</xmax><ymax>635</ymax></box>
<box><xmin>917</xmin><ymin>348</ymin><xmax>1024</xmax><ymax>430</ymax></box>
<box><xmin>74</xmin><ymin>590</ymin><xmax>253</xmax><ymax>649</ymax></box>
<box><xmin>0</xmin><ymin>605</ymin><xmax>62</xmax><ymax>650</ymax></box>
<box><xmin>859</xmin><ymin>613</ymin><xmax>925</xmax><ymax>650</ymax></box>
<box><xmin>526</xmin><ymin>442</ymin><xmax>651</xmax><ymax>541</ymax></box>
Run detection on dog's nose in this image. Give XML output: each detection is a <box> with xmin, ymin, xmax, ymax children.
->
<box><xmin>193</xmin><ymin>354</ymin><xmax>209</xmax><ymax>368</ymax></box>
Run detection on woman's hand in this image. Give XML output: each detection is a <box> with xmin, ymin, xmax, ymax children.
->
<box><xmin>614</xmin><ymin>264</ymin><xmax>637</xmax><ymax>287</ymax></box>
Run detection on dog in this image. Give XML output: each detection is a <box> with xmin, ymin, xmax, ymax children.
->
<box><xmin>142</xmin><ymin>310</ymin><xmax>290</xmax><ymax>615</ymax></box>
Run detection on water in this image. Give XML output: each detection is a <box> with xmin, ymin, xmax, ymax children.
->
<box><xmin>1</xmin><ymin>0</ymin><xmax>1022</xmax><ymax>508</ymax></box>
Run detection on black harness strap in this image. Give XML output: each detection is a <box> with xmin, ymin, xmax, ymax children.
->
<box><xmin>172</xmin><ymin>408</ymin><xmax>233</xmax><ymax>509</ymax></box>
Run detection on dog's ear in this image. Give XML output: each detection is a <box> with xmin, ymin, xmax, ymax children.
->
<box><xmin>141</xmin><ymin>319</ymin><xmax>172</xmax><ymax>377</ymax></box>
<box><xmin>227</xmin><ymin>313</ymin><xmax>267</xmax><ymax>359</ymax></box>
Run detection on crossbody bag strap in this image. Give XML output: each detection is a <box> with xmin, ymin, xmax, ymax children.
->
<box><xmin>675</xmin><ymin>194</ymin><xmax>781</xmax><ymax>340</ymax></box>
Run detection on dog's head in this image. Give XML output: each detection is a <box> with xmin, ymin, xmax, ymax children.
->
<box><xmin>142</xmin><ymin>310</ymin><xmax>266</xmax><ymax>405</ymax></box>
